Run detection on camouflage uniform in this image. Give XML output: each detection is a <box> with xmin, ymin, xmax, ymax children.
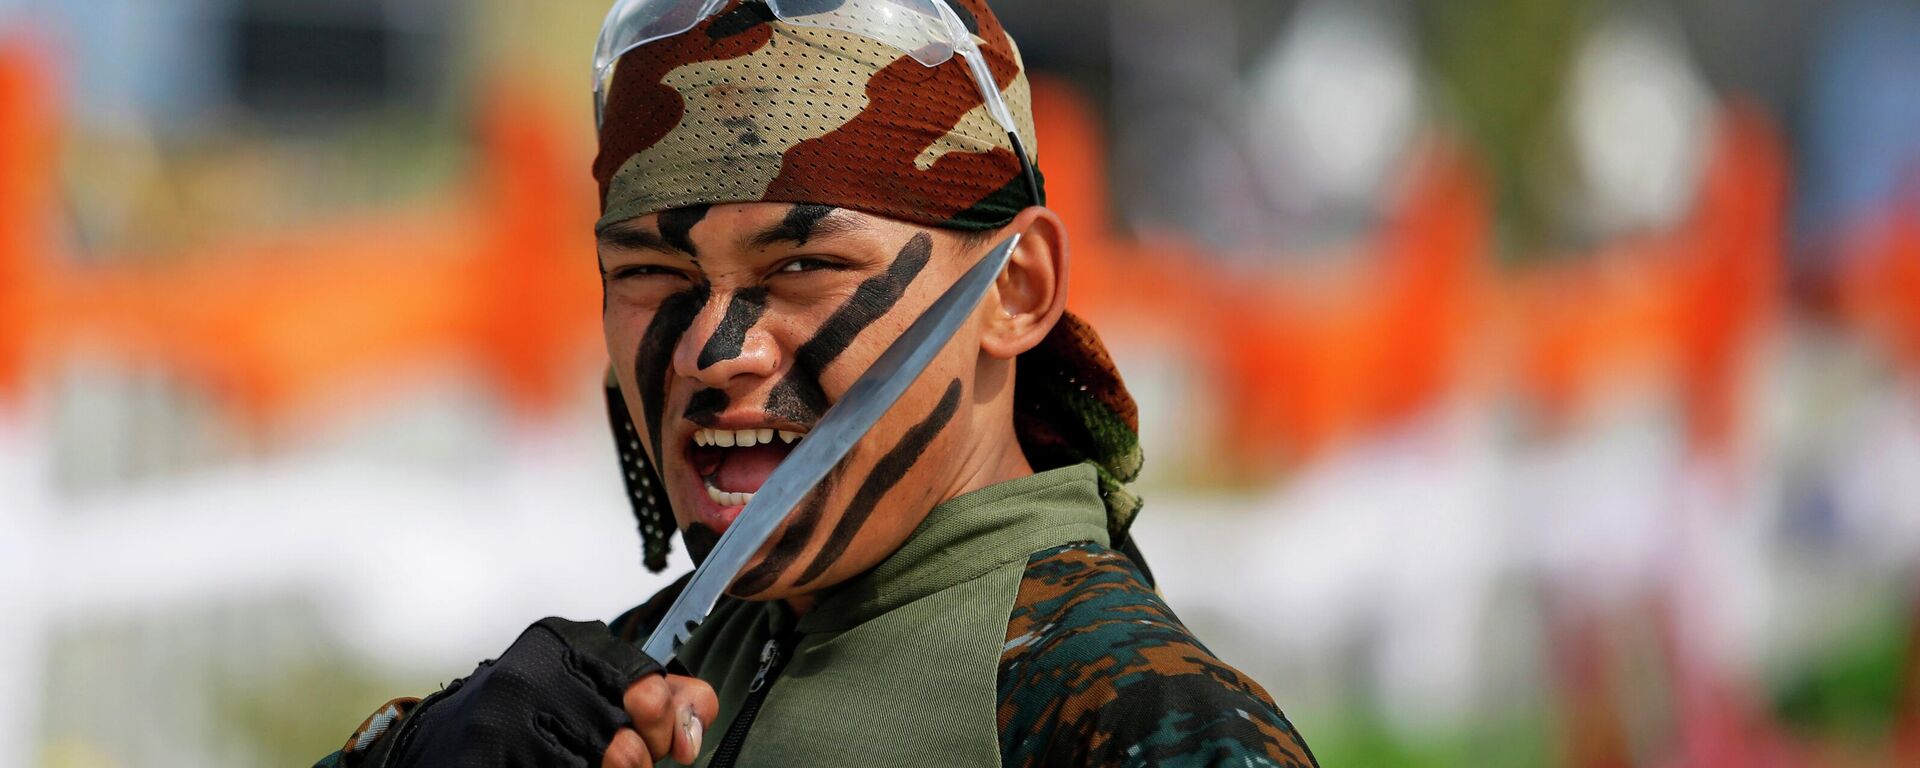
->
<box><xmin>999</xmin><ymin>543</ymin><xmax>1316</xmax><ymax>767</ymax></box>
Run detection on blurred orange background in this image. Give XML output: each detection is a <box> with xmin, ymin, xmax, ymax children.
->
<box><xmin>3</xmin><ymin>1</ymin><xmax>1919</xmax><ymax>765</ymax></box>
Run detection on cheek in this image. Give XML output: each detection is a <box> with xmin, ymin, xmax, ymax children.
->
<box><xmin>612</xmin><ymin>284</ymin><xmax>711</xmax><ymax>464</ymax></box>
<box><xmin>603</xmin><ymin>307</ymin><xmax>648</xmax><ymax>366</ymax></box>
<box><xmin>772</xmin><ymin>289</ymin><xmax>937</xmax><ymax>407</ymax></box>
<box><xmin>725</xmin><ymin>375</ymin><xmax>966</xmax><ymax>599</ymax></box>
<box><xmin>791</xmin><ymin>376</ymin><xmax>966</xmax><ymax>586</ymax></box>
<box><xmin>602</xmin><ymin>319</ymin><xmax>650</xmax><ymax>421</ymax></box>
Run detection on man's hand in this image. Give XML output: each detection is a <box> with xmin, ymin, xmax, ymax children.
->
<box><xmin>371</xmin><ymin>617</ymin><xmax>718</xmax><ymax>768</ymax></box>
<box><xmin>604</xmin><ymin>673</ymin><xmax>718</xmax><ymax>767</ymax></box>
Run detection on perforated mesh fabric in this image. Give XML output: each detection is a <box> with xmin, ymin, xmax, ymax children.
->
<box><xmin>1012</xmin><ymin>314</ymin><xmax>1144</xmax><ymax>539</ymax></box>
<box><xmin>593</xmin><ymin>0</ymin><xmax>1042</xmax><ymax>232</ymax></box>
<box><xmin>605</xmin><ymin>373</ymin><xmax>675</xmax><ymax>571</ymax></box>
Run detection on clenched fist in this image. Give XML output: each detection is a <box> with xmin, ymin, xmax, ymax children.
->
<box><xmin>366</xmin><ymin>617</ymin><xmax>718</xmax><ymax>768</ymax></box>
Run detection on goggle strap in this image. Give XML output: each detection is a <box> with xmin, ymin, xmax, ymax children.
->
<box><xmin>959</xmin><ymin>49</ymin><xmax>1018</xmax><ymax>136</ymax></box>
<box><xmin>1010</xmin><ymin>130</ymin><xmax>1041</xmax><ymax>209</ymax></box>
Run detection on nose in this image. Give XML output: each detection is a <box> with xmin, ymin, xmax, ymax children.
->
<box><xmin>675</xmin><ymin>286</ymin><xmax>778</xmax><ymax>389</ymax></box>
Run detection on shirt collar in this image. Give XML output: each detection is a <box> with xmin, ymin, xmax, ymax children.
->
<box><xmin>797</xmin><ymin>462</ymin><xmax>1109</xmax><ymax>634</ymax></box>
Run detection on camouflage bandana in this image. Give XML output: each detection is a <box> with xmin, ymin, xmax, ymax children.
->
<box><xmin>595</xmin><ymin>0</ymin><xmax>1144</xmax><ymax>572</ymax></box>
<box><xmin>593</xmin><ymin>0</ymin><xmax>1041</xmax><ymax>231</ymax></box>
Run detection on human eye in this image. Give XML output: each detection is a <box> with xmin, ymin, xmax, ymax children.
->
<box><xmin>606</xmin><ymin>263</ymin><xmax>689</xmax><ymax>281</ymax></box>
<box><xmin>774</xmin><ymin>256</ymin><xmax>845</xmax><ymax>275</ymax></box>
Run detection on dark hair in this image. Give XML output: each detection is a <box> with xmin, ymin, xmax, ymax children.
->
<box><xmin>952</xmin><ymin>224</ymin><xmax>1006</xmax><ymax>251</ymax></box>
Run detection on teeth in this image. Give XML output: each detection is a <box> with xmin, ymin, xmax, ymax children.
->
<box><xmin>695</xmin><ymin>428</ymin><xmax>804</xmax><ymax>448</ymax></box>
<box><xmin>704</xmin><ymin>478</ymin><xmax>754</xmax><ymax>508</ymax></box>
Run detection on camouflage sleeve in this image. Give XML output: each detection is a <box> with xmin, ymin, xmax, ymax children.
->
<box><xmin>997</xmin><ymin>543</ymin><xmax>1318</xmax><ymax>768</ymax></box>
<box><xmin>310</xmin><ymin>697</ymin><xmax>421</xmax><ymax>768</ymax></box>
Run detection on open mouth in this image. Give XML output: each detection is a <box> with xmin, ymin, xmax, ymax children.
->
<box><xmin>688</xmin><ymin>427</ymin><xmax>806</xmax><ymax>509</ymax></box>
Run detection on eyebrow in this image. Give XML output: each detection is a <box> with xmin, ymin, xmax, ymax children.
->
<box><xmin>595</xmin><ymin>208</ymin><xmax>875</xmax><ymax>262</ymax></box>
<box><xmin>747</xmin><ymin>207</ymin><xmax>871</xmax><ymax>250</ymax></box>
<box><xmin>597</xmin><ymin>225</ymin><xmax>675</xmax><ymax>253</ymax></box>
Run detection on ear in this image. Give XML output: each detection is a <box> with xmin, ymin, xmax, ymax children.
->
<box><xmin>980</xmin><ymin>207</ymin><xmax>1068</xmax><ymax>361</ymax></box>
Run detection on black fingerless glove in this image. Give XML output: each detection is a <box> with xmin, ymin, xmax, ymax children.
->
<box><xmin>366</xmin><ymin>617</ymin><xmax>662</xmax><ymax>768</ymax></box>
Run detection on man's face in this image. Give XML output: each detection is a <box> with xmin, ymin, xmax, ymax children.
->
<box><xmin>600</xmin><ymin>202</ymin><xmax>995</xmax><ymax>600</ymax></box>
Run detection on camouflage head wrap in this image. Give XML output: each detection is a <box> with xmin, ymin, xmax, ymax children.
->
<box><xmin>593</xmin><ymin>0</ymin><xmax>1040</xmax><ymax>231</ymax></box>
<box><xmin>595</xmin><ymin>0</ymin><xmax>1143</xmax><ymax>572</ymax></box>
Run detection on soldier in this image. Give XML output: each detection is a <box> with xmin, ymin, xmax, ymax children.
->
<box><xmin>317</xmin><ymin>1</ymin><xmax>1316</xmax><ymax>766</ymax></box>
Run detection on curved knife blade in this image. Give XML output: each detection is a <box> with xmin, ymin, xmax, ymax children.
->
<box><xmin>641</xmin><ymin>232</ymin><xmax>1023</xmax><ymax>663</ymax></box>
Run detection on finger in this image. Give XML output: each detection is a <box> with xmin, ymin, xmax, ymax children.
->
<box><xmin>624</xmin><ymin>675</ymin><xmax>677</xmax><ymax>758</ymax></box>
<box><xmin>601</xmin><ymin>727</ymin><xmax>653</xmax><ymax>768</ymax></box>
<box><xmin>667</xmin><ymin>677</ymin><xmax>720</xmax><ymax>765</ymax></box>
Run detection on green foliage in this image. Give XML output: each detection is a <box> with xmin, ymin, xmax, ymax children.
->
<box><xmin>1772</xmin><ymin>610</ymin><xmax>1910</xmax><ymax>739</ymax></box>
<box><xmin>1303</xmin><ymin>705</ymin><xmax>1554</xmax><ymax>768</ymax></box>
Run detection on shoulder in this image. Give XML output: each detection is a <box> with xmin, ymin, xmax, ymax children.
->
<box><xmin>997</xmin><ymin>542</ymin><xmax>1318</xmax><ymax>768</ymax></box>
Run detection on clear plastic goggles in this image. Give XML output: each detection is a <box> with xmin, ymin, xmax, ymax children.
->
<box><xmin>591</xmin><ymin>0</ymin><xmax>1038</xmax><ymax>205</ymax></box>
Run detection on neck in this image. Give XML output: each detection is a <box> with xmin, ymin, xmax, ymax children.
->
<box><xmin>784</xmin><ymin>427</ymin><xmax>1032</xmax><ymax>619</ymax></box>
<box><xmin>784</xmin><ymin>362</ymin><xmax>1032</xmax><ymax>617</ymax></box>
<box><xmin>951</xmin><ymin>357</ymin><xmax>1034</xmax><ymax>497</ymax></box>
<box><xmin>958</xmin><ymin>434</ymin><xmax>1034</xmax><ymax>496</ymax></box>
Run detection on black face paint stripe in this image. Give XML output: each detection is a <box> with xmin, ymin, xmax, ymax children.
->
<box><xmin>683</xmin><ymin>387</ymin><xmax>730</xmax><ymax>424</ymax></box>
<box><xmin>656</xmin><ymin>205</ymin><xmax>711</xmax><ymax>257</ymax></box>
<box><xmin>762</xmin><ymin>232</ymin><xmax>934</xmax><ymax>425</ymax></box>
<box><xmin>793</xmin><ymin>377</ymin><xmax>963</xmax><ymax>587</ymax></box>
<box><xmin>797</xmin><ymin>232</ymin><xmax>933</xmax><ymax>371</ymax></box>
<box><xmin>728</xmin><ymin>465</ymin><xmax>844</xmax><ymax>596</ymax></box>
<box><xmin>772</xmin><ymin>204</ymin><xmax>837</xmax><ymax>246</ymax></box>
<box><xmin>682</xmin><ymin>523</ymin><xmax>722</xmax><ymax>566</ymax></box>
<box><xmin>633</xmin><ymin>284</ymin><xmax>711</xmax><ymax>461</ymax></box>
<box><xmin>763</xmin><ymin>373</ymin><xmax>828</xmax><ymax>427</ymax></box>
<box><xmin>697</xmin><ymin>287</ymin><xmax>769</xmax><ymax>370</ymax></box>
